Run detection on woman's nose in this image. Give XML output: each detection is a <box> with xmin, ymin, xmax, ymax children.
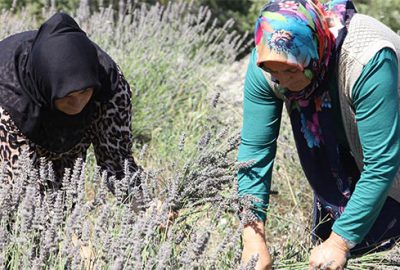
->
<box><xmin>69</xmin><ymin>96</ymin><xmax>87</xmax><ymax>109</ymax></box>
<box><xmin>69</xmin><ymin>96</ymin><xmax>81</xmax><ymax>105</ymax></box>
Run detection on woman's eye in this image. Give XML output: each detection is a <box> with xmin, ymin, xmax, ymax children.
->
<box><xmin>264</xmin><ymin>68</ymin><xmax>277</xmax><ymax>74</ymax></box>
<box><xmin>263</xmin><ymin>67</ymin><xmax>297</xmax><ymax>74</ymax></box>
<box><xmin>262</xmin><ymin>67</ymin><xmax>271</xmax><ymax>73</ymax></box>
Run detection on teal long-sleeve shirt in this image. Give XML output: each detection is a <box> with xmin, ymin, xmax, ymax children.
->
<box><xmin>238</xmin><ymin>47</ymin><xmax>400</xmax><ymax>244</ymax></box>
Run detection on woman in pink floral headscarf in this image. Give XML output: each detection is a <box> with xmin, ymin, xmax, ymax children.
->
<box><xmin>238</xmin><ymin>0</ymin><xmax>400</xmax><ymax>269</ymax></box>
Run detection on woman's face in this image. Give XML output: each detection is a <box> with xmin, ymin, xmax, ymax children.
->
<box><xmin>54</xmin><ymin>88</ymin><xmax>94</xmax><ymax>115</ymax></box>
<box><xmin>262</xmin><ymin>61</ymin><xmax>311</xmax><ymax>91</ymax></box>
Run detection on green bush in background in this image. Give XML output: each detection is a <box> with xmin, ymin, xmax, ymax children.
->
<box><xmin>1</xmin><ymin>0</ymin><xmax>398</xmax><ymax>48</ymax></box>
<box><xmin>246</xmin><ymin>0</ymin><xmax>400</xmax><ymax>33</ymax></box>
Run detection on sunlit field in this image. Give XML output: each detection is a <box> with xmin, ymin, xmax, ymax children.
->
<box><xmin>0</xmin><ymin>1</ymin><xmax>399</xmax><ymax>269</ymax></box>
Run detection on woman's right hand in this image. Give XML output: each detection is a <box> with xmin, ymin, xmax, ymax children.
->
<box><xmin>241</xmin><ymin>220</ymin><xmax>273</xmax><ymax>270</ymax></box>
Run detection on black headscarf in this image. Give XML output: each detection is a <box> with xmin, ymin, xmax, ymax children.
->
<box><xmin>0</xmin><ymin>12</ymin><xmax>118</xmax><ymax>153</ymax></box>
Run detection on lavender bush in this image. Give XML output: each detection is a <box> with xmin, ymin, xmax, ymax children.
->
<box><xmin>0</xmin><ymin>127</ymin><xmax>253</xmax><ymax>269</ymax></box>
<box><xmin>1</xmin><ymin>120</ymin><xmax>399</xmax><ymax>269</ymax></box>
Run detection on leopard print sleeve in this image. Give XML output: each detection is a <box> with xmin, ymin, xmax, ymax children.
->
<box><xmin>89</xmin><ymin>70</ymin><xmax>139</xmax><ymax>181</ymax></box>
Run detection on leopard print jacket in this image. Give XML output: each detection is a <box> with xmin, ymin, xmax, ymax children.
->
<box><xmin>0</xmin><ymin>70</ymin><xmax>138</xmax><ymax>185</ymax></box>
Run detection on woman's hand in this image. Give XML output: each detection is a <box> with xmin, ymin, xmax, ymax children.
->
<box><xmin>242</xmin><ymin>220</ymin><xmax>273</xmax><ymax>270</ymax></box>
<box><xmin>309</xmin><ymin>232</ymin><xmax>350</xmax><ymax>270</ymax></box>
<box><xmin>159</xmin><ymin>210</ymin><xmax>179</xmax><ymax>231</ymax></box>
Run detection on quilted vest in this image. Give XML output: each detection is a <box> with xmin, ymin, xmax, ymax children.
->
<box><xmin>338</xmin><ymin>14</ymin><xmax>400</xmax><ymax>202</ymax></box>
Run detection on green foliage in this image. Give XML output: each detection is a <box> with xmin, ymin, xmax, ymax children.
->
<box><xmin>187</xmin><ymin>0</ymin><xmax>254</xmax><ymax>34</ymax></box>
<box><xmin>356</xmin><ymin>0</ymin><xmax>400</xmax><ymax>31</ymax></box>
<box><xmin>0</xmin><ymin>0</ymin><xmax>79</xmax><ymax>17</ymax></box>
<box><xmin>1</xmin><ymin>0</ymin><xmax>398</xmax><ymax>50</ymax></box>
<box><xmin>245</xmin><ymin>0</ymin><xmax>400</xmax><ymax>32</ymax></box>
<box><xmin>0</xmin><ymin>0</ymin><xmax>42</xmax><ymax>15</ymax></box>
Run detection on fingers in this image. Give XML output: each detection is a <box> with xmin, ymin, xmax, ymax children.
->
<box><xmin>309</xmin><ymin>236</ymin><xmax>347</xmax><ymax>270</ymax></box>
<box><xmin>159</xmin><ymin>210</ymin><xmax>179</xmax><ymax>231</ymax></box>
<box><xmin>310</xmin><ymin>260</ymin><xmax>341</xmax><ymax>270</ymax></box>
<box><xmin>241</xmin><ymin>243</ymin><xmax>272</xmax><ymax>270</ymax></box>
<box><xmin>310</xmin><ymin>262</ymin><xmax>341</xmax><ymax>270</ymax></box>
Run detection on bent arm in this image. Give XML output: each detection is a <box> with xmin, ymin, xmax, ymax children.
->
<box><xmin>332</xmin><ymin>48</ymin><xmax>400</xmax><ymax>243</ymax></box>
<box><xmin>90</xmin><ymin>70</ymin><xmax>139</xmax><ymax>182</ymax></box>
<box><xmin>238</xmin><ymin>48</ymin><xmax>283</xmax><ymax>222</ymax></box>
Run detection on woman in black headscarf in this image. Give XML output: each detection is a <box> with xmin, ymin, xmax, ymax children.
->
<box><xmin>0</xmin><ymin>12</ymin><xmax>139</xmax><ymax>187</ymax></box>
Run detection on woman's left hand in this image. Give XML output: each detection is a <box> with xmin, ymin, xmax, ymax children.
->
<box><xmin>309</xmin><ymin>232</ymin><xmax>350</xmax><ymax>270</ymax></box>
